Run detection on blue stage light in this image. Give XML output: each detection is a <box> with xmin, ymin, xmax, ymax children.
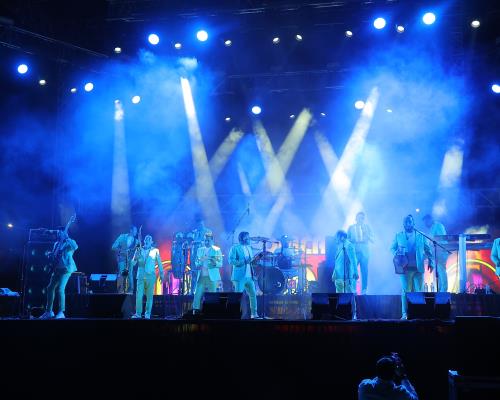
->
<box><xmin>84</xmin><ymin>82</ymin><xmax>94</xmax><ymax>92</ymax></box>
<box><xmin>373</xmin><ymin>18</ymin><xmax>386</xmax><ymax>30</ymax></box>
<box><xmin>492</xmin><ymin>84</ymin><xmax>500</xmax><ymax>94</ymax></box>
<box><xmin>422</xmin><ymin>12</ymin><xmax>436</xmax><ymax>25</ymax></box>
<box><xmin>251</xmin><ymin>105</ymin><xmax>262</xmax><ymax>115</ymax></box>
<box><xmin>17</xmin><ymin>64</ymin><xmax>28</xmax><ymax>74</ymax></box>
<box><xmin>132</xmin><ymin>95</ymin><xmax>141</xmax><ymax>104</ymax></box>
<box><xmin>196</xmin><ymin>30</ymin><xmax>208</xmax><ymax>42</ymax></box>
<box><xmin>148</xmin><ymin>33</ymin><xmax>160</xmax><ymax>45</ymax></box>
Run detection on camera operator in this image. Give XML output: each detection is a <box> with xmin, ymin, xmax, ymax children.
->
<box><xmin>358</xmin><ymin>353</ymin><xmax>418</xmax><ymax>400</ymax></box>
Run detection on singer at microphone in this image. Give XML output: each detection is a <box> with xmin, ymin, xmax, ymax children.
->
<box><xmin>332</xmin><ymin>230</ymin><xmax>358</xmax><ymax>318</ymax></box>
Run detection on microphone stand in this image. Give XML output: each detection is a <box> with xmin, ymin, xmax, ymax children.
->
<box><xmin>414</xmin><ymin>227</ymin><xmax>452</xmax><ymax>292</ymax></box>
<box><xmin>225</xmin><ymin>205</ymin><xmax>250</xmax><ymax>245</ymax></box>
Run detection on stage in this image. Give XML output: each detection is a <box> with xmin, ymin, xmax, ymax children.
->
<box><xmin>1</xmin><ymin>295</ymin><xmax>500</xmax><ymax>399</ymax></box>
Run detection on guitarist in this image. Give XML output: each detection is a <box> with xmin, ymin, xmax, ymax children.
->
<box><xmin>229</xmin><ymin>231</ymin><xmax>259</xmax><ymax>319</ymax></box>
<box><xmin>192</xmin><ymin>232</ymin><xmax>223</xmax><ymax>315</ymax></box>
<box><xmin>40</xmin><ymin>215</ymin><xmax>77</xmax><ymax>320</ymax></box>
<box><xmin>112</xmin><ymin>225</ymin><xmax>139</xmax><ymax>294</ymax></box>
<box><xmin>390</xmin><ymin>215</ymin><xmax>434</xmax><ymax>320</ymax></box>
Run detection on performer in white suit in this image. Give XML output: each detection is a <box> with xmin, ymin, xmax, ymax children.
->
<box><xmin>423</xmin><ymin>214</ymin><xmax>448</xmax><ymax>292</ymax></box>
<box><xmin>131</xmin><ymin>235</ymin><xmax>163</xmax><ymax>319</ymax></box>
<box><xmin>391</xmin><ymin>215</ymin><xmax>434</xmax><ymax>319</ymax></box>
<box><xmin>491</xmin><ymin>237</ymin><xmax>500</xmax><ymax>277</ymax></box>
<box><xmin>332</xmin><ymin>230</ymin><xmax>358</xmax><ymax>318</ymax></box>
<box><xmin>192</xmin><ymin>232</ymin><xmax>223</xmax><ymax>314</ymax></box>
<box><xmin>347</xmin><ymin>212</ymin><xmax>373</xmax><ymax>295</ymax></box>
<box><xmin>229</xmin><ymin>231</ymin><xmax>259</xmax><ymax>319</ymax></box>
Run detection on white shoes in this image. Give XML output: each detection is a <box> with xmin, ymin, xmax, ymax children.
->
<box><xmin>131</xmin><ymin>313</ymin><xmax>141</xmax><ymax>319</ymax></box>
<box><xmin>39</xmin><ymin>311</ymin><xmax>55</xmax><ymax>319</ymax></box>
<box><xmin>250</xmin><ymin>314</ymin><xmax>260</xmax><ymax>319</ymax></box>
<box><xmin>55</xmin><ymin>311</ymin><xmax>66</xmax><ymax>319</ymax></box>
<box><xmin>401</xmin><ymin>313</ymin><xmax>408</xmax><ymax>320</ymax></box>
<box><xmin>144</xmin><ymin>313</ymin><xmax>151</xmax><ymax>320</ymax></box>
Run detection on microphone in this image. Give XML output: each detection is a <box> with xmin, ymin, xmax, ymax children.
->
<box><xmin>247</xmin><ymin>203</ymin><xmax>250</xmax><ymax>215</ymax></box>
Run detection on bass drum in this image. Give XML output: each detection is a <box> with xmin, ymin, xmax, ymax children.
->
<box><xmin>257</xmin><ymin>267</ymin><xmax>285</xmax><ymax>295</ymax></box>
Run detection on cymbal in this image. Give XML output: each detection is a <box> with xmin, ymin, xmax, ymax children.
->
<box><xmin>250</xmin><ymin>236</ymin><xmax>271</xmax><ymax>242</ymax></box>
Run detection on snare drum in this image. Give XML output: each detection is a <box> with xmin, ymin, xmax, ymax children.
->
<box><xmin>255</xmin><ymin>251</ymin><xmax>276</xmax><ymax>268</ymax></box>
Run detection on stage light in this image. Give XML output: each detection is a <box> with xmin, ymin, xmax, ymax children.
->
<box><xmin>70</xmin><ymin>87</ymin><xmax>77</xmax><ymax>93</ymax></box>
<box><xmin>386</xmin><ymin>108</ymin><xmax>393</xmax><ymax>113</ymax></box>
<box><xmin>7</xmin><ymin>223</ymin><xmax>13</xmax><ymax>229</ymax></box>
<box><xmin>225</xmin><ymin>117</ymin><xmax>231</xmax><ymax>122</ymax></box>
<box><xmin>148</xmin><ymin>33</ymin><xmax>160</xmax><ymax>45</ymax></box>
<box><xmin>373</xmin><ymin>18</ymin><xmax>386</xmax><ymax>30</ymax></box>
<box><xmin>251</xmin><ymin>105</ymin><xmax>262</xmax><ymax>115</ymax></box>
<box><xmin>39</xmin><ymin>79</ymin><xmax>47</xmax><ymax>86</ymax></box>
<box><xmin>289</xmin><ymin>114</ymin><xmax>295</xmax><ymax>119</ymax></box>
<box><xmin>224</xmin><ymin>39</ymin><xmax>232</xmax><ymax>47</ymax></box>
<box><xmin>295</xmin><ymin>34</ymin><xmax>303</xmax><ymax>41</ymax></box>
<box><xmin>354</xmin><ymin>100</ymin><xmax>365</xmax><ymax>110</ymax></box>
<box><xmin>345</xmin><ymin>30</ymin><xmax>353</xmax><ymax>37</ymax></box>
<box><xmin>471</xmin><ymin>20</ymin><xmax>480</xmax><ymax>28</ymax></box>
<box><xmin>272</xmin><ymin>37</ymin><xmax>280</xmax><ymax>44</ymax></box>
<box><xmin>422</xmin><ymin>12</ymin><xmax>436</xmax><ymax>25</ymax></box>
<box><xmin>131</xmin><ymin>95</ymin><xmax>141</xmax><ymax>104</ymax></box>
<box><xmin>114</xmin><ymin>47</ymin><xmax>122</xmax><ymax>54</ymax></box>
<box><xmin>320</xmin><ymin>112</ymin><xmax>326</xmax><ymax>117</ymax></box>
<box><xmin>196</xmin><ymin>30</ymin><xmax>208</xmax><ymax>42</ymax></box>
<box><xmin>416</xmin><ymin>208</ymin><xmax>420</xmax><ymax>213</ymax></box>
<box><xmin>492</xmin><ymin>84</ymin><xmax>500</xmax><ymax>94</ymax></box>
<box><xmin>17</xmin><ymin>64</ymin><xmax>28</xmax><ymax>74</ymax></box>
<box><xmin>396</xmin><ymin>25</ymin><xmax>405</xmax><ymax>33</ymax></box>
<box><xmin>84</xmin><ymin>82</ymin><xmax>94</xmax><ymax>92</ymax></box>
<box><xmin>174</xmin><ymin>42</ymin><xmax>182</xmax><ymax>49</ymax></box>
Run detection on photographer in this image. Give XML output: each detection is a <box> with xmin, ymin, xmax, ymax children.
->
<box><xmin>358</xmin><ymin>353</ymin><xmax>418</xmax><ymax>400</ymax></box>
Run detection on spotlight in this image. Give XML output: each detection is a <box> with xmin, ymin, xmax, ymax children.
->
<box><xmin>320</xmin><ymin>112</ymin><xmax>326</xmax><ymax>117</ymax></box>
<box><xmin>386</xmin><ymin>108</ymin><xmax>393</xmax><ymax>113</ymax></box>
<box><xmin>132</xmin><ymin>95</ymin><xmax>141</xmax><ymax>104</ymax></box>
<box><xmin>422</xmin><ymin>12</ymin><xmax>436</xmax><ymax>25</ymax></box>
<box><xmin>289</xmin><ymin>114</ymin><xmax>295</xmax><ymax>119</ymax></box>
<box><xmin>272</xmin><ymin>37</ymin><xmax>280</xmax><ymax>44</ymax></box>
<box><xmin>114</xmin><ymin>99</ymin><xmax>121</xmax><ymax>104</ymax></box>
<box><xmin>148</xmin><ymin>33</ymin><xmax>160</xmax><ymax>45</ymax></box>
<box><xmin>174</xmin><ymin>42</ymin><xmax>182</xmax><ymax>49</ymax></box>
<box><xmin>225</xmin><ymin>117</ymin><xmax>231</xmax><ymax>122</ymax></box>
<box><xmin>17</xmin><ymin>64</ymin><xmax>28</xmax><ymax>74</ymax></box>
<box><xmin>396</xmin><ymin>25</ymin><xmax>405</xmax><ymax>33</ymax></box>
<box><xmin>354</xmin><ymin>100</ymin><xmax>365</xmax><ymax>110</ymax></box>
<box><xmin>416</xmin><ymin>208</ymin><xmax>420</xmax><ymax>213</ymax></box>
<box><xmin>39</xmin><ymin>79</ymin><xmax>47</xmax><ymax>86</ymax></box>
<box><xmin>224</xmin><ymin>39</ymin><xmax>232</xmax><ymax>47</ymax></box>
<box><xmin>471</xmin><ymin>20</ymin><xmax>480</xmax><ymax>28</ymax></box>
<box><xmin>7</xmin><ymin>223</ymin><xmax>13</xmax><ymax>229</ymax></box>
<box><xmin>295</xmin><ymin>34</ymin><xmax>303</xmax><ymax>41</ymax></box>
<box><xmin>492</xmin><ymin>84</ymin><xmax>500</xmax><ymax>94</ymax></box>
<box><xmin>345</xmin><ymin>30</ymin><xmax>353</xmax><ymax>38</ymax></box>
<box><xmin>114</xmin><ymin>47</ymin><xmax>122</xmax><ymax>54</ymax></box>
<box><xmin>196</xmin><ymin>30</ymin><xmax>208</xmax><ymax>42</ymax></box>
<box><xmin>373</xmin><ymin>17</ymin><xmax>386</xmax><ymax>30</ymax></box>
<box><xmin>84</xmin><ymin>82</ymin><xmax>94</xmax><ymax>92</ymax></box>
<box><xmin>251</xmin><ymin>105</ymin><xmax>262</xmax><ymax>115</ymax></box>
<box><xmin>70</xmin><ymin>87</ymin><xmax>77</xmax><ymax>93</ymax></box>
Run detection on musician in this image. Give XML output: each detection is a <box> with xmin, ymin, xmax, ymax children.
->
<box><xmin>192</xmin><ymin>232</ymin><xmax>223</xmax><ymax>314</ymax></box>
<box><xmin>112</xmin><ymin>226</ymin><xmax>139</xmax><ymax>294</ymax></box>
<box><xmin>347</xmin><ymin>212</ymin><xmax>373</xmax><ymax>295</ymax></box>
<box><xmin>190</xmin><ymin>215</ymin><xmax>212</xmax><ymax>294</ymax></box>
<box><xmin>391</xmin><ymin>215</ymin><xmax>434</xmax><ymax>320</ymax></box>
<box><xmin>491</xmin><ymin>237</ymin><xmax>500</xmax><ymax>277</ymax></box>
<box><xmin>422</xmin><ymin>214</ymin><xmax>448</xmax><ymax>292</ymax></box>
<box><xmin>332</xmin><ymin>230</ymin><xmax>358</xmax><ymax>318</ymax></box>
<box><xmin>229</xmin><ymin>231</ymin><xmax>259</xmax><ymax>319</ymax></box>
<box><xmin>131</xmin><ymin>235</ymin><xmax>163</xmax><ymax>319</ymax></box>
<box><xmin>39</xmin><ymin>229</ymin><xmax>78</xmax><ymax>319</ymax></box>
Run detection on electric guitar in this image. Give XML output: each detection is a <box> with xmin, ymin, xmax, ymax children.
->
<box><xmin>45</xmin><ymin>214</ymin><xmax>76</xmax><ymax>273</ymax></box>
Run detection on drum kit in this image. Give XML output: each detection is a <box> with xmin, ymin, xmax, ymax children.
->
<box><xmin>250</xmin><ymin>236</ymin><xmax>306</xmax><ymax>296</ymax></box>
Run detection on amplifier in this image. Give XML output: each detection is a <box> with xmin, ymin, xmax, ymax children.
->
<box><xmin>28</xmin><ymin>229</ymin><xmax>58</xmax><ymax>242</ymax></box>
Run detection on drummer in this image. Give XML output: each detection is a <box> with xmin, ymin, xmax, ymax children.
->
<box><xmin>274</xmin><ymin>235</ymin><xmax>301</xmax><ymax>292</ymax></box>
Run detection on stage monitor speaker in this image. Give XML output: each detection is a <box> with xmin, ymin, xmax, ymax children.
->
<box><xmin>407</xmin><ymin>292</ymin><xmax>451</xmax><ymax>319</ymax></box>
<box><xmin>311</xmin><ymin>293</ymin><xmax>354</xmax><ymax>320</ymax></box>
<box><xmin>202</xmin><ymin>292</ymin><xmax>242</xmax><ymax>319</ymax></box>
<box><xmin>89</xmin><ymin>274</ymin><xmax>118</xmax><ymax>294</ymax></box>
<box><xmin>87</xmin><ymin>294</ymin><xmax>133</xmax><ymax>318</ymax></box>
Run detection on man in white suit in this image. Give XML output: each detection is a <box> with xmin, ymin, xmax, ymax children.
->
<box><xmin>192</xmin><ymin>232</ymin><xmax>223</xmax><ymax>314</ymax></box>
<box><xmin>229</xmin><ymin>231</ymin><xmax>259</xmax><ymax>319</ymax></box>
<box><xmin>332</xmin><ymin>230</ymin><xmax>358</xmax><ymax>318</ymax></box>
<box><xmin>347</xmin><ymin>212</ymin><xmax>373</xmax><ymax>295</ymax></box>
<box><xmin>391</xmin><ymin>215</ymin><xmax>434</xmax><ymax>319</ymax></box>
<box><xmin>112</xmin><ymin>225</ymin><xmax>139</xmax><ymax>294</ymax></box>
<box><xmin>491</xmin><ymin>237</ymin><xmax>500</xmax><ymax>277</ymax></box>
<box><xmin>423</xmin><ymin>214</ymin><xmax>448</xmax><ymax>292</ymax></box>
